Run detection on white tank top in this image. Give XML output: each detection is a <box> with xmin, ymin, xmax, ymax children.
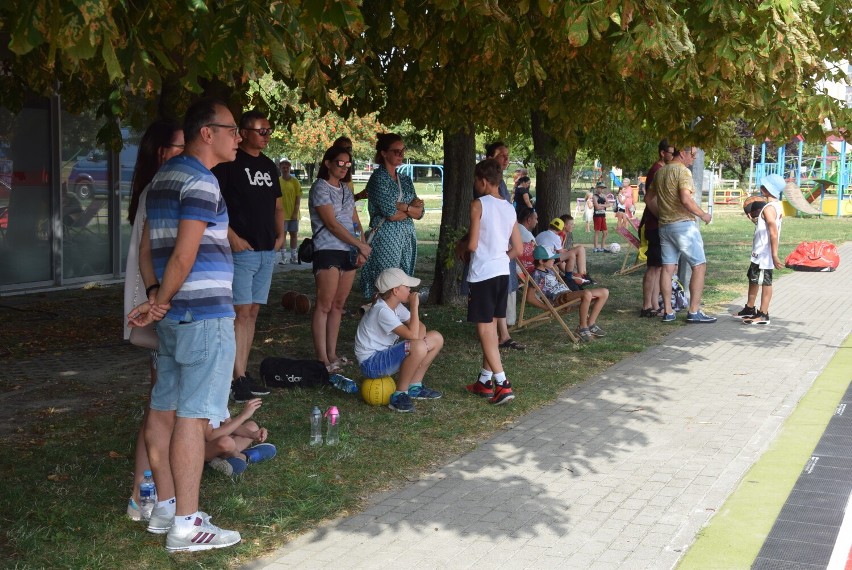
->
<box><xmin>751</xmin><ymin>201</ymin><xmax>783</xmax><ymax>269</ymax></box>
<box><xmin>468</xmin><ymin>194</ymin><xmax>516</xmax><ymax>283</ymax></box>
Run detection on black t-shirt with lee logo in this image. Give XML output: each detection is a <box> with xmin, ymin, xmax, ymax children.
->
<box><xmin>213</xmin><ymin>149</ymin><xmax>282</xmax><ymax>250</ymax></box>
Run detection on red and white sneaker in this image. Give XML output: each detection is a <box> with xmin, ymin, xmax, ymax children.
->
<box><xmin>490</xmin><ymin>381</ymin><xmax>515</xmax><ymax>405</ymax></box>
<box><xmin>465</xmin><ymin>379</ymin><xmax>493</xmax><ymax>398</ymax></box>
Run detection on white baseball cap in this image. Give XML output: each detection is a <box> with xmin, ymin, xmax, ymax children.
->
<box><xmin>375</xmin><ymin>268</ymin><xmax>421</xmax><ymax>294</ymax></box>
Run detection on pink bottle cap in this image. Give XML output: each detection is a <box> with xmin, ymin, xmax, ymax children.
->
<box><xmin>325</xmin><ymin>406</ymin><xmax>339</xmax><ymax>425</ymax></box>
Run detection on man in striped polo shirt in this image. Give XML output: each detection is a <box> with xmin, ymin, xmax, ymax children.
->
<box><xmin>129</xmin><ymin>98</ymin><xmax>242</xmax><ymax>552</ymax></box>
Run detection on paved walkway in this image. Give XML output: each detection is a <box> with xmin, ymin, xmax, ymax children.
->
<box><xmin>251</xmin><ymin>243</ymin><xmax>852</xmax><ymax>570</ymax></box>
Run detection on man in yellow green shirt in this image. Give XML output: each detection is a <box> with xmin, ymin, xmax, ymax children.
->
<box><xmin>278</xmin><ymin>159</ymin><xmax>302</xmax><ymax>264</ymax></box>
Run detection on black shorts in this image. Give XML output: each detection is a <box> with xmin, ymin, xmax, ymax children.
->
<box><xmin>467</xmin><ymin>275</ymin><xmax>509</xmax><ymax>323</ymax></box>
<box><xmin>644</xmin><ymin>226</ymin><xmax>662</xmax><ymax>267</ymax></box>
<box><xmin>312</xmin><ymin>249</ymin><xmax>356</xmax><ymax>273</ymax></box>
<box><xmin>747</xmin><ymin>262</ymin><xmax>773</xmax><ymax>286</ymax></box>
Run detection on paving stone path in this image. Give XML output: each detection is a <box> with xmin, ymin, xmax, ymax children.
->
<box><xmin>251</xmin><ymin>243</ymin><xmax>852</xmax><ymax>570</ymax></box>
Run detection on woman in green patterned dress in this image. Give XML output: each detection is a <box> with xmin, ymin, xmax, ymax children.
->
<box><xmin>360</xmin><ymin>133</ymin><xmax>424</xmax><ymax>298</ymax></box>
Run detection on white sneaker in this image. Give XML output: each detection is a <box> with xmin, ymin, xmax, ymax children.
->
<box><xmin>166</xmin><ymin>513</ymin><xmax>241</xmax><ymax>552</ymax></box>
<box><xmin>147</xmin><ymin>504</ymin><xmax>175</xmax><ymax>534</ymax></box>
<box><xmin>290</xmin><ymin>254</ymin><xmax>298</xmax><ymax>264</ymax></box>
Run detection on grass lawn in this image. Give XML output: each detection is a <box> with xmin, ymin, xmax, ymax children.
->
<box><xmin>2</xmin><ymin>204</ymin><xmax>849</xmax><ymax>568</ymax></box>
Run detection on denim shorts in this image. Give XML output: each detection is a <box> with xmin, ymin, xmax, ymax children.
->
<box><xmin>284</xmin><ymin>219</ymin><xmax>299</xmax><ymax>233</ymax></box>
<box><xmin>151</xmin><ymin>316</ymin><xmax>236</xmax><ymax>420</ymax></box>
<box><xmin>232</xmin><ymin>250</ymin><xmax>277</xmax><ymax>305</ymax></box>
<box><xmin>359</xmin><ymin>341</ymin><xmax>410</xmax><ymax>378</ymax></box>
<box><xmin>659</xmin><ymin>220</ymin><xmax>707</xmax><ymax>266</ymax></box>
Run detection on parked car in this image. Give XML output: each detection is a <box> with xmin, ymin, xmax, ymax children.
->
<box><xmin>67</xmin><ymin>131</ymin><xmax>138</xmax><ymax>199</ymax></box>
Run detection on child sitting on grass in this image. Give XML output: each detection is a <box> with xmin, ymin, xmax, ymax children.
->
<box><xmin>206</xmin><ymin>398</ymin><xmax>276</xmax><ymax>476</ymax></box>
<box><xmin>354</xmin><ymin>268</ymin><xmax>445</xmax><ymax>413</ymax></box>
<box><xmin>528</xmin><ymin>245</ymin><xmax>610</xmax><ymax>342</ymax></box>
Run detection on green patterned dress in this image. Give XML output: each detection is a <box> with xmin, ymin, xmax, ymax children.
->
<box><xmin>360</xmin><ymin>165</ymin><xmax>418</xmax><ymax>298</ymax></box>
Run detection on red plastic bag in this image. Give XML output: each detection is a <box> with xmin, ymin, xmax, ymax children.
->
<box><xmin>784</xmin><ymin>241</ymin><xmax>840</xmax><ymax>272</ymax></box>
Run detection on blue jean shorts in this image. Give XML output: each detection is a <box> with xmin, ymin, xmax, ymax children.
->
<box><xmin>232</xmin><ymin>250</ymin><xmax>277</xmax><ymax>305</ymax></box>
<box><xmin>659</xmin><ymin>220</ymin><xmax>707</xmax><ymax>267</ymax></box>
<box><xmin>151</xmin><ymin>316</ymin><xmax>236</xmax><ymax>420</ymax></box>
<box><xmin>359</xmin><ymin>341</ymin><xmax>410</xmax><ymax>378</ymax></box>
<box><xmin>284</xmin><ymin>220</ymin><xmax>299</xmax><ymax>233</ymax></box>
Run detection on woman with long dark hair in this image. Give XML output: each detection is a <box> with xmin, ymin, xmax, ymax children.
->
<box><xmin>359</xmin><ymin>133</ymin><xmax>424</xmax><ymax>299</ymax></box>
<box><xmin>309</xmin><ymin>145</ymin><xmax>371</xmax><ymax>371</ymax></box>
<box><xmin>122</xmin><ymin>118</ymin><xmax>183</xmax><ymax>521</ymax></box>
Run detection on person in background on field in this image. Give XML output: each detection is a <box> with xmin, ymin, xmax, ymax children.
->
<box><xmin>656</xmin><ymin>146</ymin><xmax>716</xmax><ymax>324</ymax></box>
<box><xmin>639</xmin><ymin>139</ymin><xmax>673</xmax><ymax>318</ymax></box>
<box><xmin>615</xmin><ymin>178</ymin><xmax>632</xmax><ymax>230</ymax></box>
<box><xmin>465</xmin><ymin>158</ymin><xmax>523</xmax><ymax>405</ymax></box>
<box><xmin>128</xmin><ymin>98</ymin><xmax>241</xmax><ymax>552</ymax></box>
<box><xmin>513</xmin><ymin>175</ymin><xmax>533</xmax><ymax>213</ymax></box>
<box><xmin>734</xmin><ymin>173</ymin><xmax>785</xmax><ymax>325</ymax></box>
<box><xmin>206</xmin><ymin>398</ymin><xmax>277</xmax><ymax>477</ymax></box>
<box><xmin>584</xmin><ymin>191</ymin><xmax>594</xmax><ymax>232</ymax></box>
<box><xmin>592</xmin><ymin>182</ymin><xmax>609</xmax><ymax>252</ymax></box>
<box><xmin>213</xmin><ymin>109</ymin><xmax>283</xmax><ymax>402</ymax></box>
<box><xmin>278</xmin><ymin>159</ymin><xmax>302</xmax><ymax>265</ymax></box>
<box><xmin>123</xmin><ymin>118</ymin><xmax>184</xmax><ymax>522</ymax></box>
<box><xmin>309</xmin><ymin>145</ymin><xmax>371</xmax><ymax>372</ymax></box>
<box><xmin>355</xmin><ymin>268</ymin><xmax>444</xmax><ymax>413</ymax></box>
<box><xmin>360</xmin><ymin>133</ymin><xmax>424</xmax><ymax>299</ymax></box>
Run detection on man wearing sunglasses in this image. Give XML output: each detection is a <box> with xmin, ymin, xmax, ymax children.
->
<box><xmin>213</xmin><ymin>110</ymin><xmax>285</xmax><ymax>401</ymax></box>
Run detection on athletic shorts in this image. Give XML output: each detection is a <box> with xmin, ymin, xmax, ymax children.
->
<box><xmin>312</xmin><ymin>249</ymin><xmax>356</xmax><ymax>273</ymax></box>
<box><xmin>747</xmin><ymin>262</ymin><xmax>773</xmax><ymax>286</ymax></box>
<box><xmin>284</xmin><ymin>219</ymin><xmax>299</xmax><ymax>233</ymax></box>
<box><xmin>151</xmin><ymin>316</ymin><xmax>236</xmax><ymax>420</ymax></box>
<box><xmin>644</xmin><ymin>226</ymin><xmax>662</xmax><ymax>267</ymax></box>
<box><xmin>659</xmin><ymin>220</ymin><xmax>707</xmax><ymax>266</ymax></box>
<box><xmin>467</xmin><ymin>275</ymin><xmax>509</xmax><ymax>323</ymax></box>
<box><xmin>232</xmin><ymin>250</ymin><xmax>276</xmax><ymax>305</ymax></box>
<box><xmin>594</xmin><ymin>215</ymin><xmax>607</xmax><ymax>232</ymax></box>
<box><xmin>359</xmin><ymin>341</ymin><xmax>410</xmax><ymax>378</ymax></box>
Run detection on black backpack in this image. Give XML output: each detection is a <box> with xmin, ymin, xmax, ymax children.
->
<box><xmin>259</xmin><ymin>357</ymin><xmax>329</xmax><ymax>389</ymax></box>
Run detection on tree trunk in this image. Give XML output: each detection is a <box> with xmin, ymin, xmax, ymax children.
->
<box><xmin>531</xmin><ymin>111</ymin><xmax>576</xmax><ymax>233</ymax></box>
<box><xmin>429</xmin><ymin>126</ymin><xmax>476</xmax><ymax>305</ymax></box>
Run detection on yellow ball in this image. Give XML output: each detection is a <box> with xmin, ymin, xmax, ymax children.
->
<box><xmin>361</xmin><ymin>376</ymin><xmax>396</xmax><ymax>406</ymax></box>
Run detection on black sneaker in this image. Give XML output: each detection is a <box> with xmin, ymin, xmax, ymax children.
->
<box><xmin>244</xmin><ymin>374</ymin><xmax>270</xmax><ymax>396</ymax></box>
<box><xmin>231</xmin><ymin>376</ymin><xmax>268</xmax><ymax>403</ymax></box>
<box><xmin>734</xmin><ymin>305</ymin><xmax>757</xmax><ymax>319</ymax></box>
<box><xmin>743</xmin><ymin>311</ymin><xmax>770</xmax><ymax>325</ymax></box>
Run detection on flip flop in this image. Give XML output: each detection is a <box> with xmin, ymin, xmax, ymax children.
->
<box><xmin>331</xmin><ymin>356</ymin><xmax>351</xmax><ymax>368</ymax></box>
<box><xmin>498</xmin><ymin>339</ymin><xmax>526</xmax><ymax>351</ymax></box>
<box><xmin>326</xmin><ymin>363</ymin><xmax>343</xmax><ymax>374</ymax></box>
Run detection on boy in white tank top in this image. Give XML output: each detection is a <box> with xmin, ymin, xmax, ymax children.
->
<box><xmin>735</xmin><ymin>174</ymin><xmax>785</xmax><ymax>325</ymax></box>
<box><xmin>465</xmin><ymin>159</ymin><xmax>523</xmax><ymax>405</ymax></box>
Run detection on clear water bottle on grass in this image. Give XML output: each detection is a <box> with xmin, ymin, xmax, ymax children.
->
<box><xmin>139</xmin><ymin>470</ymin><xmax>156</xmax><ymax>521</ymax></box>
<box><xmin>310</xmin><ymin>406</ymin><xmax>323</xmax><ymax>446</ymax></box>
<box><xmin>325</xmin><ymin>406</ymin><xmax>340</xmax><ymax>445</ymax></box>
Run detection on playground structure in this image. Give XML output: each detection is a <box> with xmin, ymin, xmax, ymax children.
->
<box><xmin>753</xmin><ymin>137</ymin><xmax>852</xmax><ymax>217</ymax></box>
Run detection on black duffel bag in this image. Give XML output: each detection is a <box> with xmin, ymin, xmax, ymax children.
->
<box><xmin>259</xmin><ymin>357</ymin><xmax>329</xmax><ymax>389</ymax></box>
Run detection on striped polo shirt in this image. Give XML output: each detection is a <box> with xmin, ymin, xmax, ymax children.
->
<box><xmin>146</xmin><ymin>155</ymin><xmax>235</xmax><ymax>321</ymax></box>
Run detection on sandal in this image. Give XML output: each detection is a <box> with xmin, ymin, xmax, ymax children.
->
<box><xmin>331</xmin><ymin>356</ymin><xmax>351</xmax><ymax>368</ymax></box>
<box><xmin>326</xmin><ymin>363</ymin><xmax>343</xmax><ymax>374</ymax></box>
<box><xmin>498</xmin><ymin>338</ymin><xmax>526</xmax><ymax>351</ymax></box>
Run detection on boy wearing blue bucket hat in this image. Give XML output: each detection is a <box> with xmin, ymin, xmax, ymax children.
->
<box><xmin>734</xmin><ymin>173</ymin><xmax>785</xmax><ymax>325</ymax></box>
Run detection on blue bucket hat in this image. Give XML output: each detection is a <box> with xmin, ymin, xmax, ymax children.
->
<box><xmin>759</xmin><ymin>174</ymin><xmax>786</xmax><ymax>199</ymax></box>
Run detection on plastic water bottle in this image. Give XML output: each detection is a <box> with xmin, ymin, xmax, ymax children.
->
<box><xmin>330</xmin><ymin>373</ymin><xmax>358</xmax><ymax>394</ymax></box>
<box><xmin>139</xmin><ymin>470</ymin><xmax>156</xmax><ymax>520</ymax></box>
<box><xmin>310</xmin><ymin>406</ymin><xmax>323</xmax><ymax>446</ymax></box>
<box><xmin>325</xmin><ymin>406</ymin><xmax>340</xmax><ymax>445</ymax></box>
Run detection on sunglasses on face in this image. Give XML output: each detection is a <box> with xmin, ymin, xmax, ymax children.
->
<box><xmin>334</xmin><ymin>160</ymin><xmax>353</xmax><ymax>168</ymax></box>
<box><xmin>206</xmin><ymin>123</ymin><xmax>239</xmax><ymax>137</ymax></box>
<box><xmin>243</xmin><ymin>127</ymin><xmax>274</xmax><ymax>136</ymax></box>
<box><xmin>387</xmin><ymin>147</ymin><xmax>406</xmax><ymax>156</ymax></box>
